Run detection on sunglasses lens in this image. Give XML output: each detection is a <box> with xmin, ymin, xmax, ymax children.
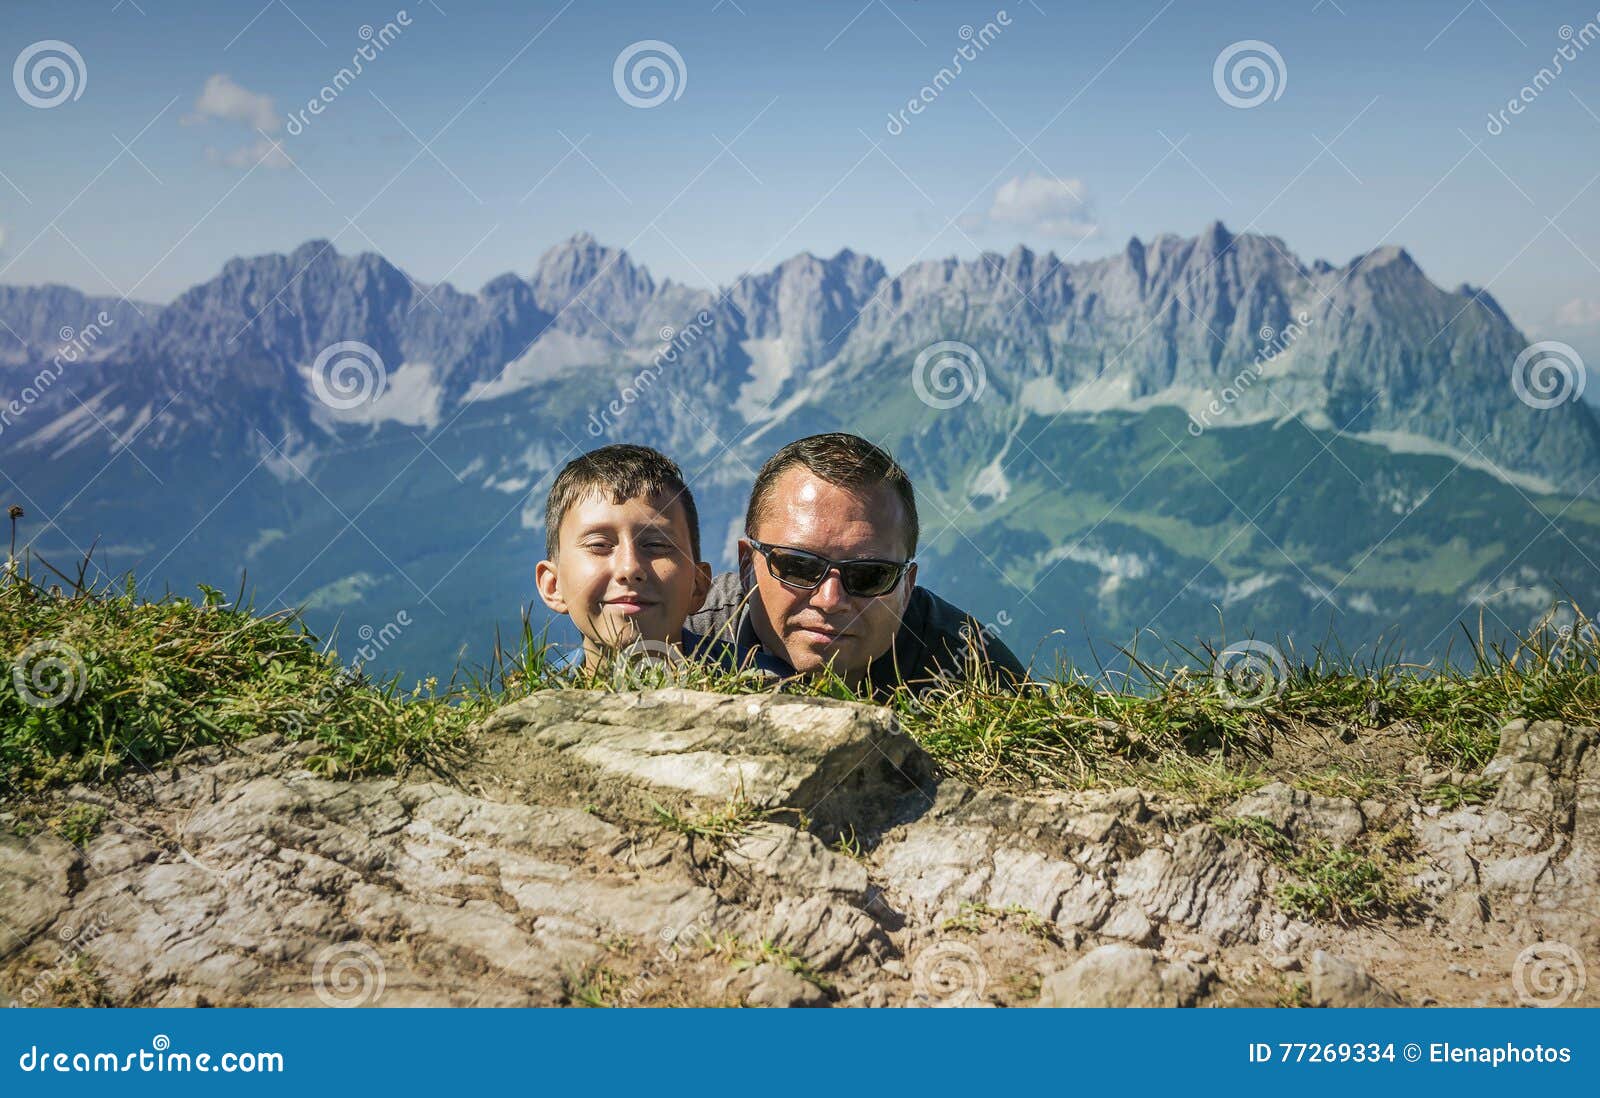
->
<box><xmin>766</xmin><ymin>548</ymin><xmax>829</xmax><ymax>587</ymax></box>
<box><xmin>840</xmin><ymin>561</ymin><xmax>902</xmax><ymax>597</ymax></box>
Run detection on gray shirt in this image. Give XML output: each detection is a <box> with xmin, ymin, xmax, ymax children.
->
<box><xmin>684</xmin><ymin>571</ymin><xmax>1030</xmax><ymax>698</ymax></box>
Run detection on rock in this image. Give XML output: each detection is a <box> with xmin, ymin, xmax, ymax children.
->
<box><xmin>1113</xmin><ymin>824</ymin><xmax>1263</xmax><ymax>944</ymax></box>
<box><xmin>474</xmin><ymin>689</ymin><xmax>935</xmax><ymax>832</ymax></box>
<box><xmin>1037</xmin><ymin>945</ymin><xmax>1208</xmax><ymax>1007</ymax></box>
<box><xmin>1413</xmin><ymin>720</ymin><xmax>1600</xmax><ymax>955</ymax></box>
<box><xmin>724</xmin><ymin>823</ymin><xmax>869</xmax><ymax>902</ymax></box>
<box><xmin>0</xmin><ymin>833</ymin><xmax>79</xmax><ymax>963</ymax></box>
<box><xmin>1484</xmin><ymin>719</ymin><xmax>1595</xmax><ymax>824</ymax></box>
<box><xmin>723</xmin><ymin>963</ymin><xmax>830</xmax><ymax>1008</ymax></box>
<box><xmin>1228</xmin><ymin>782</ymin><xmax>1365</xmax><ymax>844</ymax></box>
<box><xmin>5</xmin><ymin>692</ymin><xmax>1583</xmax><ymax>1009</ymax></box>
<box><xmin>1307</xmin><ymin>950</ymin><xmax>1405</xmax><ymax>1007</ymax></box>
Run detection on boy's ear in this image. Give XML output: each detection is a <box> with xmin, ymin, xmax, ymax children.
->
<box><xmin>534</xmin><ymin>559</ymin><xmax>567</xmax><ymax>614</ymax></box>
<box><xmin>689</xmin><ymin>560</ymin><xmax>713</xmax><ymax>614</ymax></box>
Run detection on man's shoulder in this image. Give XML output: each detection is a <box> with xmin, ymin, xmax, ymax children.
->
<box><xmin>890</xmin><ymin>584</ymin><xmax>1031</xmax><ymax>686</ymax></box>
<box><xmin>685</xmin><ymin>571</ymin><xmax>745</xmax><ymax>639</ymax></box>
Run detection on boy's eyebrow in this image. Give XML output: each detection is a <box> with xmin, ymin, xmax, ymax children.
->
<box><xmin>570</xmin><ymin>515</ymin><xmax>685</xmax><ymax>539</ymax></box>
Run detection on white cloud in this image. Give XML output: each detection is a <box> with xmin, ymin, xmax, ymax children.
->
<box><xmin>183</xmin><ymin>74</ymin><xmax>290</xmax><ymax>171</ymax></box>
<box><xmin>206</xmin><ymin>137</ymin><xmax>293</xmax><ymax>171</ymax></box>
<box><xmin>1555</xmin><ymin>297</ymin><xmax>1600</xmax><ymax>327</ymax></box>
<box><xmin>184</xmin><ymin>73</ymin><xmax>280</xmax><ymax>133</ymax></box>
<box><xmin>0</xmin><ymin>224</ymin><xmax>7</xmax><ymax>253</ymax></box>
<box><xmin>963</xmin><ymin>172</ymin><xmax>1098</xmax><ymax>240</ymax></box>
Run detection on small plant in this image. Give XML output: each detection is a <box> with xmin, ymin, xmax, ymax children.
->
<box><xmin>564</xmin><ymin>963</ymin><xmax>627</xmax><ymax>1007</ymax></box>
<box><xmin>1216</xmin><ymin>815</ymin><xmax>1417</xmax><ymax>925</ymax></box>
<box><xmin>1420</xmin><ymin>777</ymin><xmax>1496</xmax><ymax>809</ymax></box>
<box><xmin>939</xmin><ymin>901</ymin><xmax>1061</xmax><ymax>944</ymax></box>
<box><xmin>733</xmin><ymin>938</ymin><xmax>833</xmax><ymax>994</ymax></box>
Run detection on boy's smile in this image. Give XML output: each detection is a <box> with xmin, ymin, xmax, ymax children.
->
<box><xmin>535</xmin><ymin>487</ymin><xmax>711</xmax><ymax>665</ymax></box>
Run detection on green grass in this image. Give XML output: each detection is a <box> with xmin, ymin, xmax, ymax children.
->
<box><xmin>1216</xmin><ymin>815</ymin><xmax>1419</xmax><ymax>925</ymax></box>
<box><xmin>5</xmin><ymin>561</ymin><xmax>1600</xmax><ymax>831</ymax></box>
<box><xmin>0</xmin><ymin>566</ymin><xmax>482</xmax><ymax>797</ymax></box>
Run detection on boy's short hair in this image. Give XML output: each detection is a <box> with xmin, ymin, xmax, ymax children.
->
<box><xmin>544</xmin><ymin>444</ymin><xmax>701</xmax><ymax>561</ymax></box>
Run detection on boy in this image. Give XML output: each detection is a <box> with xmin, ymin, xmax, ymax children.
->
<box><xmin>535</xmin><ymin>444</ymin><xmax>751</xmax><ymax>675</ymax></box>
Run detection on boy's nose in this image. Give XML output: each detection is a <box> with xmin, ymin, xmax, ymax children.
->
<box><xmin>613</xmin><ymin>542</ymin><xmax>647</xmax><ymax>580</ymax></box>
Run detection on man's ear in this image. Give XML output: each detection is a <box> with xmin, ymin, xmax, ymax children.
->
<box><xmin>534</xmin><ymin>559</ymin><xmax>567</xmax><ymax>614</ymax></box>
<box><xmin>689</xmin><ymin>560</ymin><xmax>713</xmax><ymax>614</ymax></box>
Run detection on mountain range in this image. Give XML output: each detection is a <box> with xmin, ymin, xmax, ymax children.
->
<box><xmin>2</xmin><ymin>223</ymin><xmax>1596</xmax><ymax>678</ymax></box>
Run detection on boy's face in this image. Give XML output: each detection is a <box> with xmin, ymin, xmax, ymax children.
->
<box><xmin>535</xmin><ymin>487</ymin><xmax>711</xmax><ymax>658</ymax></box>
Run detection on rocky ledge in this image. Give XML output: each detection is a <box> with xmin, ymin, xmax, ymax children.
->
<box><xmin>1</xmin><ymin>692</ymin><xmax>1594</xmax><ymax>1007</ymax></box>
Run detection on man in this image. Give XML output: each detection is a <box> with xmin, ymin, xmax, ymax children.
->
<box><xmin>686</xmin><ymin>432</ymin><xmax>1030</xmax><ymax>697</ymax></box>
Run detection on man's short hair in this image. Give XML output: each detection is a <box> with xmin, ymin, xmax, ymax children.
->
<box><xmin>745</xmin><ymin>433</ymin><xmax>919</xmax><ymax>557</ymax></box>
<box><xmin>544</xmin><ymin>444</ymin><xmax>700</xmax><ymax>561</ymax></box>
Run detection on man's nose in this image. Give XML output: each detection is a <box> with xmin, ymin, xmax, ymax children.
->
<box><xmin>810</xmin><ymin>569</ymin><xmax>848</xmax><ymax>609</ymax></box>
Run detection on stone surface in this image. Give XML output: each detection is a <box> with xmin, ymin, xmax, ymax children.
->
<box><xmin>1228</xmin><ymin>782</ymin><xmax>1365</xmax><ymax>845</ymax></box>
<box><xmin>1307</xmin><ymin>950</ymin><xmax>1405</xmax><ymax>1008</ymax></box>
<box><xmin>1413</xmin><ymin>720</ymin><xmax>1600</xmax><ymax>955</ymax></box>
<box><xmin>472</xmin><ymin>689</ymin><xmax>935</xmax><ymax>833</ymax></box>
<box><xmin>1038</xmin><ymin>945</ymin><xmax>1208</xmax><ymax>1007</ymax></box>
<box><xmin>2</xmin><ymin>700</ymin><xmax>1594</xmax><ymax>1007</ymax></box>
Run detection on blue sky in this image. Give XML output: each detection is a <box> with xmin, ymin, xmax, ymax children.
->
<box><xmin>2</xmin><ymin>0</ymin><xmax>1599</xmax><ymax>358</ymax></box>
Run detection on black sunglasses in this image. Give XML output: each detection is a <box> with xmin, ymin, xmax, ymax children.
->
<box><xmin>746</xmin><ymin>537</ymin><xmax>913</xmax><ymax>598</ymax></box>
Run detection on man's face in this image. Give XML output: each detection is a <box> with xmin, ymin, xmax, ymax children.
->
<box><xmin>535</xmin><ymin>488</ymin><xmax>711</xmax><ymax>662</ymax></box>
<box><xmin>740</xmin><ymin>468</ymin><xmax>917</xmax><ymax>685</ymax></box>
